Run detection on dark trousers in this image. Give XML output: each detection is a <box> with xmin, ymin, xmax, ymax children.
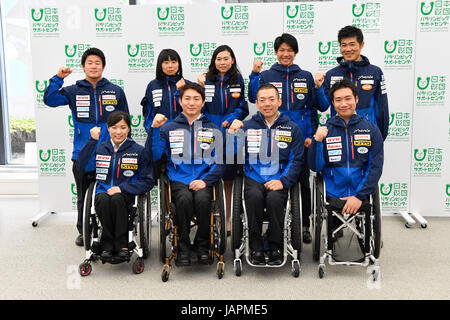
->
<box><xmin>72</xmin><ymin>160</ymin><xmax>95</xmax><ymax>235</ymax></box>
<box><xmin>171</xmin><ymin>181</ymin><xmax>213</xmax><ymax>251</ymax></box>
<box><xmin>94</xmin><ymin>192</ymin><xmax>134</xmax><ymax>252</ymax></box>
<box><xmin>299</xmin><ymin>148</ymin><xmax>311</xmax><ymax>228</ymax></box>
<box><xmin>244</xmin><ymin>177</ymin><xmax>288</xmax><ymax>252</ymax></box>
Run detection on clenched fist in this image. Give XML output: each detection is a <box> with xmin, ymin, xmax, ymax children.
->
<box><xmin>57</xmin><ymin>66</ymin><xmax>72</xmax><ymax>79</ymax></box>
<box><xmin>151</xmin><ymin>113</ymin><xmax>168</xmax><ymax>128</ymax></box>
<box><xmin>252</xmin><ymin>60</ymin><xmax>263</xmax><ymax>73</ymax></box>
<box><xmin>314</xmin><ymin>73</ymin><xmax>326</xmax><ymax>89</ymax></box>
<box><xmin>314</xmin><ymin>126</ymin><xmax>328</xmax><ymax>142</ymax></box>
<box><xmin>90</xmin><ymin>127</ymin><xmax>101</xmax><ymax>140</ymax></box>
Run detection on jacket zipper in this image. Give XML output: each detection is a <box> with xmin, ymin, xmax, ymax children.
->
<box><xmin>286</xmin><ymin>69</ymin><xmax>290</xmax><ymax>110</ymax></box>
<box><xmin>93</xmin><ymin>87</ymin><xmax>98</xmax><ymax>124</ymax></box>
<box><xmin>344</xmin><ymin>125</ymin><xmax>351</xmax><ymax>196</ymax></box>
<box><xmin>111</xmin><ymin>151</ymin><xmax>117</xmax><ymax>188</ymax></box>
<box><xmin>168</xmin><ymin>85</ymin><xmax>173</xmax><ymax>119</ymax></box>
<box><xmin>220</xmin><ymin>80</ymin><xmax>224</xmax><ymax>114</ymax></box>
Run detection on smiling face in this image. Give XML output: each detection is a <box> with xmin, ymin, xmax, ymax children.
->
<box><xmin>339</xmin><ymin>36</ymin><xmax>364</xmax><ymax>62</ymax></box>
<box><xmin>161</xmin><ymin>58</ymin><xmax>179</xmax><ymax>76</ymax></box>
<box><xmin>332</xmin><ymin>87</ymin><xmax>359</xmax><ymax>122</ymax></box>
<box><xmin>82</xmin><ymin>55</ymin><xmax>104</xmax><ymax>83</ymax></box>
<box><xmin>255</xmin><ymin>87</ymin><xmax>282</xmax><ymax>123</ymax></box>
<box><xmin>276</xmin><ymin>42</ymin><xmax>296</xmax><ymax>67</ymax></box>
<box><xmin>181</xmin><ymin>88</ymin><xmax>204</xmax><ymax>120</ymax></box>
<box><xmin>108</xmin><ymin>119</ymin><xmax>130</xmax><ymax>147</ymax></box>
<box><xmin>215</xmin><ymin>49</ymin><xmax>234</xmax><ymax>76</ymax></box>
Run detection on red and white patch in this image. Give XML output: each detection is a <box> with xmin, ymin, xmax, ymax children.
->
<box><xmin>327</xmin><ymin>143</ymin><xmax>342</xmax><ymax>150</ymax></box>
<box><xmin>326</xmin><ymin>136</ymin><xmax>342</xmax><ymax>143</ymax></box>
<box><xmin>96</xmin><ymin>155</ymin><xmax>111</xmax><ymax>161</ymax></box>
<box><xmin>121</xmin><ymin>158</ymin><xmax>137</xmax><ymax>164</ymax></box>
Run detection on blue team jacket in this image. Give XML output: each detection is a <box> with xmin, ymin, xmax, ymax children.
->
<box><xmin>308</xmin><ymin>114</ymin><xmax>384</xmax><ymax>201</ymax></box>
<box><xmin>44</xmin><ymin>75</ymin><xmax>129</xmax><ymax>171</ymax></box>
<box><xmin>76</xmin><ymin>137</ymin><xmax>154</xmax><ymax>196</ymax></box>
<box><xmin>202</xmin><ymin>72</ymin><xmax>249</xmax><ymax>129</ymax></box>
<box><xmin>248</xmin><ymin>63</ymin><xmax>324</xmax><ymax>139</ymax></box>
<box><xmin>235</xmin><ymin>112</ymin><xmax>304</xmax><ymax>188</ymax></box>
<box><xmin>147</xmin><ymin>113</ymin><xmax>225</xmax><ymax>186</ymax></box>
<box><xmin>141</xmin><ymin>76</ymin><xmax>191</xmax><ymax>132</ymax></box>
<box><xmin>316</xmin><ymin>55</ymin><xmax>389</xmax><ymax>140</ymax></box>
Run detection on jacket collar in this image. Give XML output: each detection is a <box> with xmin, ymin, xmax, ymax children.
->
<box><xmin>328</xmin><ymin>113</ymin><xmax>364</xmax><ymax>127</ymax></box>
<box><xmin>336</xmin><ymin>55</ymin><xmax>370</xmax><ymax>69</ymax></box>
<box><xmin>76</xmin><ymin>77</ymin><xmax>109</xmax><ymax>88</ymax></box>
<box><xmin>252</xmin><ymin>111</ymin><xmax>290</xmax><ymax>127</ymax></box>
<box><xmin>270</xmin><ymin>63</ymin><xmax>301</xmax><ymax>73</ymax></box>
<box><xmin>174</xmin><ymin>112</ymin><xmax>210</xmax><ymax>125</ymax></box>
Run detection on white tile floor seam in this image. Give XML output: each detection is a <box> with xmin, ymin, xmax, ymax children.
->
<box><xmin>0</xmin><ymin>196</ymin><xmax>449</xmax><ymax>300</ymax></box>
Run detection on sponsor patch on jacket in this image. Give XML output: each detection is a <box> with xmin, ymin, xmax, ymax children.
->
<box><xmin>105</xmin><ymin>106</ymin><xmax>115</xmax><ymax>112</ymax></box>
<box><xmin>326</xmin><ymin>136</ymin><xmax>341</xmax><ymax>143</ymax></box>
<box><xmin>331</xmin><ymin>76</ymin><xmax>344</xmax><ymax>81</ymax></box>
<box><xmin>361</xmin><ymin>84</ymin><xmax>372</xmax><ymax>91</ymax></box>
<box><xmin>96</xmin><ymin>161</ymin><xmax>110</xmax><ymax>168</ymax></box>
<box><xmin>231</xmin><ymin>92</ymin><xmax>240</xmax><ymax>98</ymax></box>
<box><xmin>294</xmin><ymin>82</ymin><xmax>307</xmax><ymax>88</ymax></box>
<box><xmin>329</xmin><ymin>156</ymin><xmax>341</xmax><ymax>162</ymax></box>
<box><xmin>76</xmin><ymin>95</ymin><xmax>90</xmax><ymax>100</ymax></box>
<box><xmin>247</xmin><ymin>147</ymin><xmax>260</xmax><ymax>153</ymax></box>
<box><xmin>277</xmin><ymin>142</ymin><xmax>288</xmax><ymax>149</ymax></box>
<box><xmin>197</xmin><ymin>136</ymin><xmax>213</xmax><ymax>143</ymax></box>
<box><xmin>76</xmin><ymin>101</ymin><xmax>90</xmax><ymax>107</ymax></box>
<box><xmin>294</xmin><ymin>88</ymin><xmax>308</xmax><ymax>93</ymax></box>
<box><xmin>247</xmin><ymin>135</ymin><xmax>261</xmax><ymax>141</ymax></box>
<box><xmin>96</xmin><ymin>168</ymin><xmax>108</xmax><ymax>174</ymax></box>
<box><xmin>102</xmin><ymin>95</ymin><xmax>116</xmax><ymax>100</ymax></box>
<box><xmin>169</xmin><ymin>130</ymin><xmax>184</xmax><ymax>136</ymax></box>
<box><xmin>276</xmin><ymin>130</ymin><xmax>291</xmax><ymax>137</ymax></box>
<box><xmin>122</xmin><ymin>158</ymin><xmax>138</xmax><ymax>164</ymax></box>
<box><xmin>360</xmin><ymin>80</ymin><xmax>374</xmax><ymax>85</ymax></box>
<box><xmin>296</xmin><ymin>94</ymin><xmax>305</xmax><ymax>100</ymax></box>
<box><xmin>171</xmin><ymin>148</ymin><xmax>183</xmax><ymax>154</ymax></box>
<box><xmin>357</xmin><ymin>147</ymin><xmax>369</xmax><ymax>154</ymax></box>
<box><xmin>328</xmin><ymin>149</ymin><xmax>342</xmax><ymax>156</ymax></box>
<box><xmin>229</xmin><ymin>87</ymin><xmax>241</xmax><ymax>93</ymax></box>
<box><xmin>198</xmin><ymin>130</ymin><xmax>213</xmax><ymax>137</ymax></box>
<box><xmin>270</xmin><ymin>82</ymin><xmax>282</xmax><ymax>88</ymax></box>
<box><xmin>102</xmin><ymin>100</ymin><xmax>117</xmax><ymax>105</ymax></box>
<box><xmin>200</xmin><ymin>143</ymin><xmax>210</xmax><ymax>150</ymax></box>
<box><xmin>170</xmin><ymin>142</ymin><xmax>183</xmax><ymax>148</ymax></box>
<box><xmin>354</xmin><ymin>140</ymin><xmax>371</xmax><ymax>146</ymax></box>
<box><xmin>96</xmin><ymin>155</ymin><xmax>111</xmax><ymax>161</ymax></box>
<box><xmin>327</xmin><ymin>143</ymin><xmax>342</xmax><ymax>150</ymax></box>
<box><xmin>77</xmin><ymin>112</ymin><xmax>89</xmax><ymax>118</ymax></box>
<box><xmin>248</xmin><ymin>129</ymin><xmax>262</xmax><ymax>135</ymax></box>
<box><xmin>275</xmin><ymin>135</ymin><xmax>292</xmax><ymax>142</ymax></box>
<box><xmin>354</xmin><ymin>134</ymin><xmax>370</xmax><ymax>140</ymax></box>
<box><xmin>121</xmin><ymin>163</ymin><xmax>138</xmax><ymax>170</ymax></box>
<box><xmin>247</xmin><ymin>141</ymin><xmax>260</xmax><ymax>147</ymax></box>
<box><xmin>123</xmin><ymin>170</ymin><xmax>134</xmax><ymax>177</ymax></box>
<box><xmin>169</xmin><ymin>136</ymin><xmax>184</xmax><ymax>142</ymax></box>
<box><xmin>96</xmin><ymin>174</ymin><xmax>107</xmax><ymax>180</ymax></box>
<box><xmin>77</xmin><ymin>107</ymin><xmax>89</xmax><ymax>112</ymax></box>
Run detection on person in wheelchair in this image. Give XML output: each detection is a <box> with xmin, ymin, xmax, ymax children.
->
<box><xmin>76</xmin><ymin>111</ymin><xmax>154</xmax><ymax>261</ymax></box>
<box><xmin>228</xmin><ymin>83</ymin><xmax>304</xmax><ymax>265</ymax></box>
<box><xmin>308</xmin><ymin>78</ymin><xmax>384</xmax><ymax>235</ymax></box>
<box><xmin>147</xmin><ymin>82</ymin><xmax>225</xmax><ymax>265</ymax></box>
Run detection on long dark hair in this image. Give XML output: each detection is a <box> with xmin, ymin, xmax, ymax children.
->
<box><xmin>206</xmin><ymin>45</ymin><xmax>239</xmax><ymax>85</ymax></box>
<box><xmin>155</xmin><ymin>49</ymin><xmax>183</xmax><ymax>81</ymax></box>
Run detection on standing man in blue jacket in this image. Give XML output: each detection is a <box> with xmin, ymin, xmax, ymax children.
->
<box><xmin>248</xmin><ymin>33</ymin><xmax>325</xmax><ymax>244</ymax></box>
<box><xmin>308</xmin><ymin>79</ymin><xmax>383</xmax><ymax>225</ymax></box>
<box><xmin>314</xmin><ymin>25</ymin><xmax>389</xmax><ymax>140</ymax></box>
<box><xmin>229</xmin><ymin>83</ymin><xmax>304</xmax><ymax>265</ymax></box>
<box><xmin>147</xmin><ymin>82</ymin><xmax>224</xmax><ymax>265</ymax></box>
<box><xmin>44</xmin><ymin>47</ymin><xmax>129</xmax><ymax>246</ymax></box>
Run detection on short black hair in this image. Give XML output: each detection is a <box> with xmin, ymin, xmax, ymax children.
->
<box><xmin>179</xmin><ymin>82</ymin><xmax>205</xmax><ymax>102</ymax></box>
<box><xmin>81</xmin><ymin>47</ymin><xmax>106</xmax><ymax>67</ymax></box>
<box><xmin>107</xmin><ymin>111</ymin><xmax>130</xmax><ymax>128</ymax></box>
<box><xmin>329</xmin><ymin>78</ymin><xmax>359</xmax><ymax>101</ymax></box>
<box><xmin>256</xmin><ymin>83</ymin><xmax>280</xmax><ymax>99</ymax></box>
<box><xmin>274</xmin><ymin>33</ymin><xmax>299</xmax><ymax>54</ymax></box>
<box><xmin>338</xmin><ymin>25</ymin><xmax>364</xmax><ymax>44</ymax></box>
<box><xmin>155</xmin><ymin>49</ymin><xmax>183</xmax><ymax>81</ymax></box>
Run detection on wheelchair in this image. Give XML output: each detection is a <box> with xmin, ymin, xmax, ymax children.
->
<box><xmin>311</xmin><ymin>172</ymin><xmax>382</xmax><ymax>281</ymax></box>
<box><xmin>158</xmin><ymin>169</ymin><xmax>227</xmax><ymax>282</ymax></box>
<box><xmin>78</xmin><ymin>182</ymin><xmax>151</xmax><ymax>276</ymax></box>
<box><xmin>231</xmin><ymin>168</ymin><xmax>302</xmax><ymax>277</ymax></box>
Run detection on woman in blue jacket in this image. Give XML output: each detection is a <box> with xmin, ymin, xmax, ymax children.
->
<box><xmin>76</xmin><ymin>111</ymin><xmax>154</xmax><ymax>261</ymax></box>
<box><xmin>141</xmin><ymin>49</ymin><xmax>190</xmax><ymax>132</ymax></box>
<box><xmin>198</xmin><ymin>45</ymin><xmax>249</xmax><ymax>235</ymax></box>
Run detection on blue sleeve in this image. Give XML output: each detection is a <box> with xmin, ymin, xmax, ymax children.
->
<box><xmin>141</xmin><ymin>83</ymin><xmax>156</xmax><ymax>132</ymax></box>
<box><xmin>279</xmin><ymin>126</ymin><xmax>304</xmax><ymax>188</ymax></box>
<box><xmin>308</xmin><ymin>138</ymin><xmax>326</xmax><ymax>173</ymax></box>
<box><xmin>120</xmin><ymin>151</ymin><xmax>155</xmax><ymax>195</ymax></box>
<box><xmin>146</xmin><ymin>127</ymin><xmax>168</xmax><ymax>162</ymax></box>
<box><xmin>75</xmin><ymin>137</ymin><xmax>98</xmax><ymax>172</ymax></box>
<box><xmin>117</xmin><ymin>87</ymin><xmax>129</xmax><ymax>114</ymax></box>
<box><xmin>375</xmin><ymin>71</ymin><xmax>389</xmax><ymax>141</ymax></box>
<box><xmin>355</xmin><ymin>125</ymin><xmax>384</xmax><ymax>201</ymax></box>
<box><xmin>248</xmin><ymin>72</ymin><xmax>262</xmax><ymax>103</ymax></box>
<box><xmin>224</xmin><ymin>76</ymin><xmax>249</xmax><ymax>123</ymax></box>
<box><xmin>316</xmin><ymin>85</ymin><xmax>331</xmax><ymax>113</ymax></box>
<box><xmin>43</xmin><ymin>75</ymin><xmax>70</xmax><ymax>107</ymax></box>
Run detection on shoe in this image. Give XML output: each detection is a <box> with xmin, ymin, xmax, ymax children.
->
<box><xmin>267</xmin><ymin>249</ymin><xmax>283</xmax><ymax>265</ymax></box>
<box><xmin>303</xmin><ymin>229</ymin><xmax>312</xmax><ymax>244</ymax></box>
<box><xmin>250</xmin><ymin>251</ymin><xmax>266</xmax><ymax>265</ymax></box>
<box><xmin>116</xmin><ymin>249</ymin><xmax>129</xmax><ymax>261</ymax></box>
<box><xmin>197</xmin><ymin>248</ymin><xmax>210</xmax><ymax>264</ymax></box>
<box><xmin>101</xmin><ymin>250</ymin><xmax>113</xmax><ymax>260</ymax></box>
<box><xmin>178</xmin><ymin>249</ymin><xmax>191</xmax><ymax>265</ymax></box>
<box><xmin>75</xmin><ymin>234</ymin><xmax>84</xmax><ymax>247</ymax></box>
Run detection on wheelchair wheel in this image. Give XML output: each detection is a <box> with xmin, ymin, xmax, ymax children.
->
<box><xmin>138</xmin><ymin>193</ymin><xmax>151</xmax><ymax>259</ymax></box>
<box><xmin>213</xmin><ymin>180</ymin><xmax>226</xmax><ymax>255</ymax></box>
<box><xmin>312</xmin><ymin>174</ymin><xmax>324</xmax><ymax>262</ymax></box>
<box><xmin>159</xmin><ymin>176</ymin><xmax>172</xmax><ymax>264</ymax></box>
<box><xmin>83</xmin><ymin>182</ymin><xmax>96</xmax><ymax>251</ymax></box>
<box><xmin>371</xmin><ymin>188</ymin><xmax>382</xmax><ymax>259</ymax></box>
<box><xmin>290</xmin><ymin>183</ymin><xmax>302</xmax><ymax>259</ymax></box>
<box><xmin>231</xmin><ymin>175</ymin><xmax>244</xmax><ymax>255</ymax></box>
